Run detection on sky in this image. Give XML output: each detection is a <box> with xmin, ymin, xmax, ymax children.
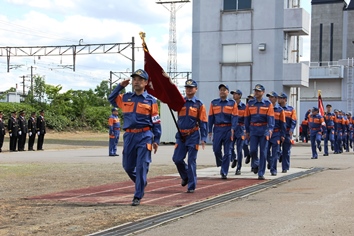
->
<box><xmin>0</xmin><ymin>0</ymin><xmax>313</xmax><ymax>93</ymax></box>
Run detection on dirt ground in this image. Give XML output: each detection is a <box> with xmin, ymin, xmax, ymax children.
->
<box><xmin>0</xmin><ymin>131</ymin><xmax>177</xmax><ymax>236</ymax></box>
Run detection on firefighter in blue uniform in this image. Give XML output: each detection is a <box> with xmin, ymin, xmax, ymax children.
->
<box><xmin>244</xmin><ymin>84</ymin><xmax>275</xmax><ymax>180</ymax></box>
<box><xmin>108</xmin><ymin>107</ymin><xmax>120</xmax><ymax>156</ymax></box>
<box><xmin>277</xmin><ymin>92</ymin><xmax>297</xmax><ymax>173</ymax></box>
<box><xmin>342</xmin><ymin>112</ymin><xmax>350</xmax><ymax>152</ymax></box>
<box><xmin>334</xmin><ymin>110</ymin><xmax>345</xmax><ymax>154</ymax></box>
<box><xmin>230</xmin><ymin>89</ymin><xmax>246</xmax><ymax>175</ymax></box>
<box><xmin>0</xmin><ymin>111</ymin><xmax>5</xmax><ymax>152</ymax></box>
<box><xmin>266</xmin><ymin>91</ymin><xmax>286</xmax><ymax>176</ymax></box>
<box><xmin>323</xmin><ymin>104</ymin><xmax>335</xmax><ymax>156</ymax></box>
<box><xmin>172</xmin><ymin>79</ymin><xmax>207</xmax><ymax>193</ymax></box>
<box><xmin>108</xmin><ymin>69</ymin><xmax>161</xmax><ymax>206</ymax></box>
<box><xmin>208</xmin><ymin>84</ymin><xmax>238</xmax><ymax>179</ymax></box>
<box><xmin>308</xmin><ymin>107</ymin><xmax>326</xmax><ymax>159</ymax></box>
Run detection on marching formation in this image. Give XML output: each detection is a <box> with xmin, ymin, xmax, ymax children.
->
<box><xmin>0</xmin><ymin>110</ymin><xmax>46</xmax><ymax>153</ymax></box>
<box><xmin>301</xmin><ymin>104</ymin><xmax>354</xmax><ymax>159</ymax></box>
<box><xmin>108</xmin><ymin>68</ymin><xmax>298</xmax><ymax>206</ymax></box>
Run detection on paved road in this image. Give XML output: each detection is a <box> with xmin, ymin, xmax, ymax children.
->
<box><xmin>1</xmin><ymin>143</ymin><xmax>354</xmax><ymax>235</ymax></box>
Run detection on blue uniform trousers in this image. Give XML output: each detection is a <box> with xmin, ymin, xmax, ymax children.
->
<box><xmin>335</xmin><ymin>131</ymin><xmax>343</xmax><ymax>153</ymax></box>
<box><xmin>281</xmin><ymin>134</ymin><xmax>292</xmax><ymax>171</ymax></box>
<box><xmin>212</xmin><ymin>127</ymin><xmax>232</xmax><ymax>176</ymax></box>
<box><xmin>343</xmin><ymin>132</ymin><xmax>349</xmax><ymax>151</ymax></box>
<box><xmin>267</xmin><ymin>133</ymin><xmax>280</xmax><ymax>174</ymax></box>
<box><xmin>109</xmin><ymin>130</ymin><xmax>120</xmax><ymax>155</ymax></box>
<box><xmin>249</xmin><ymin>134</ymin><xmax>268</xmax><ymax>177</ymax></box>
<box><xmin>233</xmin><ymin>137</ymin><xmax>244</xmax><ymax>171</ymax></box>
<box><xmin>122</xmin><ymin>131</ymin><xmax>153</xmax><ymax>199</ymax></box>
<box><xmin>310</xmin><ymin>133</ymin><xmax>322</xmax><ymax>158</ymax></box>
<box><xmin>172</xmin><ymin>131</ymin><xmax>200</xmax><ymax>191</ymax></box>
<box><xmin>324</xmin><ymin>128</ymin><xmax>334</xmax><ymax>155</ymax></box>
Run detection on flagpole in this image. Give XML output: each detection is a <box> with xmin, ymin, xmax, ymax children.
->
<box><xmin>140</xmin><ymin>32</ymin><xmax>185</xmax><ymax>142</ymax></box>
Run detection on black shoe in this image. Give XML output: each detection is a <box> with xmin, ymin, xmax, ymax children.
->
<box><xmin>271</xmin><ymin>173</ymin><xmax>277</xmax><ymax>176</ymax></box>
<box><xmin>109</xmin><ymin>154</ymin><xmax>115</xmax><ymax>156</ymax></box>
<box><xmin>281</xmin><ymin>170</ymin><xmax>287</xmax><ymax>173</ymax></box>
<box><xmin>253</xmin><ymin>167</ymin><xmax>259</xmax><ymax>174</ymax></box>
<box><xmin>181</xmin><ymin>178</ymin><xmax>188</xmax><ymax>187</ymax></box>
<box><xmin>331</xmin><ymin>145</ymin><xmax>334</xmax><ymax>151</ymax></box>
<box><xmin>258</xmin><ymin>176</ymin><xmax>265</xmax><ymax>180</ymax></box>
<box><xmin>267</xmin><ymin>163</ymin><xmax>270</xmax><ymax>170</ymax></box>
<box><xmin>131</xmin><ymin>197</ymin><xmax>140</xmax><ymax>206</ymax></box>
<box><xmin>186</xmin><ymin>189</ymin><xmax>195</xmax><ymax>193</ymax></box>
<box><xmin>279</xmin><ymin>154</ymin><xmax>282</xmax><ymax>163</ymax></box>
<box><xmin>318</xmin><ymin>145</ymin><xmax>322</xmax><ymax>152</ymax></box>
<box><xmin>350</xmin><ymin>143</ymin><xmax>353</xmax><ymax>149</ymax></box>
<box><xmin>334</xmin><ymin>152</ymin><xmax>339</xmax><ymax>154</ymax></box>
<box><xmin>245</xmin><ymin>155</ymin><xmax>251</xmax><ymax>164</ymax></box>
<box><xmin>231</xmin><ymin>159</ymin><xmax>237</xmax><ymax>168</ymax></box>
<box><xmin>235</xmin><ymin>169</ymin><xmax>241</xmax><ymax>175</ymax></box>
<box><xmin>323</xmin><ymin>153</ymin><xmax>329</xmax><ymax>156</ymax></box>
<box><xmin>221</xmin><ymin>174</ymin><xmax>227</xmax><ymax>179</ymax></box>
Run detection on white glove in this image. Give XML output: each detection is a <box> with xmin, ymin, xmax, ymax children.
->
<box><xmin>29</xmin><ymin>132</ymin><xmax>32</xmax><ymax>137</ymax></box>
<box><xmin>10</xmin><ymin>133</ymin><xmax>12</xmax><ymax>137</ymax></box>
<box><xmin>37</xmin><ymin>131</ymin><xmax>40</xmax><ymax>136</ymax></box>
<box><xmin>18</xmin><ymin>131</ymin><xmax>22</xmax><ymax>135</ymax></box>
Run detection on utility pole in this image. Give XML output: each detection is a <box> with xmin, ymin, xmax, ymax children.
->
<box><xmin>19</xmin><ymin>75</ymin><xmax>29</xmax><ymax>96</ymax></box>
<box><xmin>108</xmin><ymin>71</ymin><xmax>131</xmax><ymax>93</ymax></box>
<box><xmin>156</xmin><ymin>0</ymin><xmax>190</xmax><ymax>82</ymax></box>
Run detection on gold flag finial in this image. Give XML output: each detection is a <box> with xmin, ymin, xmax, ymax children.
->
<box><xmin>139</xmin><ymin>31</ymin><xmax>148</xmax><ymax>52</ymax></box>
<box><xmin>318</xmin><ymin>90</ymin><xmax>322</xmax><ymax>96</ymax></box>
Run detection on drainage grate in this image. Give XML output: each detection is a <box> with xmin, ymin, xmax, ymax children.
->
<box><xmin>89</xmin><ymin>168</ymin><xmax>324</xmax><ymax>236</ymax></box>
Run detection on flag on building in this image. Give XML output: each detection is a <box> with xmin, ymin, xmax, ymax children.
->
<box><xmin>318</xmin><ymin>90</ymin><xmax>324</xmax><ymax>116</ymax></box>
<box><xmin>140</xmin><ymin>32</ymin><xmax>185</xmax><ymax>112</ymax></box>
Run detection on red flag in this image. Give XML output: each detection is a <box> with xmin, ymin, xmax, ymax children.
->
<box><xmin>141</xmin><ymin>34</ymin><xmax>185</xmax><ymax>112</ymax></box>
<box><xmin>318</xmin><ymin>90</ymin><xmax>324</xmax><ymax>116</ymax></box>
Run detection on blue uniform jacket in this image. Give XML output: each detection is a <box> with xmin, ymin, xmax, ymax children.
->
<box><xmin>324</xmin><ymin>112</ymin><xmax>335</xmax><ymax>129</ymax></box>
<box><xmin>282</xmin><ymin>104</ymin><xmax>297</xmax><ymax>134</ymax></box>
<box><xmin>108</xmin><ymin>114</ymin><xmax>120</xmax><ymax>136</ymax></box>
<box><xmin>244</xmin><ymin>98</ymin><xmax>275</xmax><ymax>136</ymax></box>
<box><xmin>334</xmin><ymin>115</ymin><xmax>346</xmax><ymax>133</ymax></box>
<box><xmin>235</xmin><ymin>101</ymin><xmax>246</xmax><ymax>137</ymax></box>
<box><xmin>178</xmin><ymin>96</ymin><xmax>208</xmax><ymax>143</ymax></box>
<box><xmin>108</xmin><ymin>84</ymin><xmax>161</xmax><ymax>144</ymax></box>
<box><xmin>273</xmin><ymin>103</ymin><xmax>286</xmax><ymax>138</ymax></box>
<box><xmin>208</xmin><ymin>98</ymin><xmax>238</xmax><ymax>133</ymax></box>
<box><xmin>308</xmin><ymin>114</ymin><xmax>327</xmax><ymax>136</ymax></box>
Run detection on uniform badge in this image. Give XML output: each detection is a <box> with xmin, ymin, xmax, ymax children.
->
<box><xmin>186</xmin><ymin>80</ymin><xmax>193</xmax><ymax>85</ymax></box>
<box><xmin>128</xmin><ymin>99</ymin><xmax>131</xmax><ymax>101</ymax></box>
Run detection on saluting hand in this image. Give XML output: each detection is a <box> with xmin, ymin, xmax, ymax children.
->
<box><xmin>152</xmin><ymin>142</ymin><xmax>158</xmax><ymax>154</ymax></box>
<box><xmin>120</xmin><ymin>79</ymin><xmax>130</xmax><ymax>87</ymax></box>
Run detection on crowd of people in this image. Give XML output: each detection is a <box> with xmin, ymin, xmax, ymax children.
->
<box><xmin>108</xmin><ymin>68</ymin><xmax>298</xmax><ymax>206</ymax></box>
<box><xmin>0</xmin><ymin>110</ymin><xmax>46</xmax><ymax>153</ymax></box>
<box><xmin>300</xmin><ymin>104</ymin><xmax>353</xmax><ymax>159</ymax></box>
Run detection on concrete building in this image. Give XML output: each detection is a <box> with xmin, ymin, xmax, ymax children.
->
<box><xmin>301</xmin><ymin>0</ymin><xmax>354</xmax><ymax>118</ymax></box>
<box><xmin>192</xmin><ymin>0</ymin><xmax>310</xmax><ymax>138</ymax></box>
<box><xmin>0</xmin><ymin>91</ymin><xmax>21</xmax><ymax>103</ymax></box>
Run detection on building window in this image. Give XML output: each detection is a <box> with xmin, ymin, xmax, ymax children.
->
<box><xmin>224</xmin><ymin>0</ymin><xmax>251</xmax><ymax>11</ymax></box>
<box><xmin>223</xmin><ymin>44</ymin><xmax>252</xmax><ymax>63</ymax></box>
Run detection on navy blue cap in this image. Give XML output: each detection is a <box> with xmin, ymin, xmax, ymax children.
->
<box><xmin>312</xmin><ymin>107</ymin><xmax>319</xmax><ymax>112</ymax></box>
<box><xmin>11</xmin><ymin>111</ymin><xmax>17</xmax><ymax>113</ymax></box>
<box><xmin>185</xmin><ymin>79</ymin><xmax>198</xmax><ymax>87</ymax></box>
<box><xmin>112</xmin><ymin>107</ymin><xmax>118</xmax><ymax>112</ymax></box>
<box><xmin>253</xmin><ymin>84</ymin><xmax>265</xmax><ymax>91</ymax></box>
<box><xmin>278</xmin><ymin>92</ymin><xmax>288</xmax><ymax>99</ymax></box>
<box><xmin>218</xmin><ymin>84</ymin><xmax>229</xmax><ymax>91</ymax></box>
<box><xmin>231</xmin><ymin>89</ymin><xmax>242</xmax><ymax>95</ymax></box>
<box><xmin>39</xmin><ymin>109</ymin><xmax>45</xmax><ymax>113</ymax></box>
<box><xmin>326</xmin><ymin>104</ymin><xmax>332</xmax><ymax>107</ymax></box>
<box><xmin>266</xmin><ymin>91</ymin><xmax>278</xmax><ymax>97</ymax></box>
<box><xmin>334</xmin><ymin>109</ymin><xmax>339</xmax><ymax>113</ymax></box>
<box><xmin>131</xmin><ymin>69</ymin><xmax>149</xmax><ymax>80</ymax></box>
<box><xmin>248</xmin><ymin>93</ymin><xmax>254</xmax><ymax>98</ymax></box>
<box><xmin>19</xmin><ymin>110</ymin><xmax>25</xmax><ymax>114</ymax></box>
